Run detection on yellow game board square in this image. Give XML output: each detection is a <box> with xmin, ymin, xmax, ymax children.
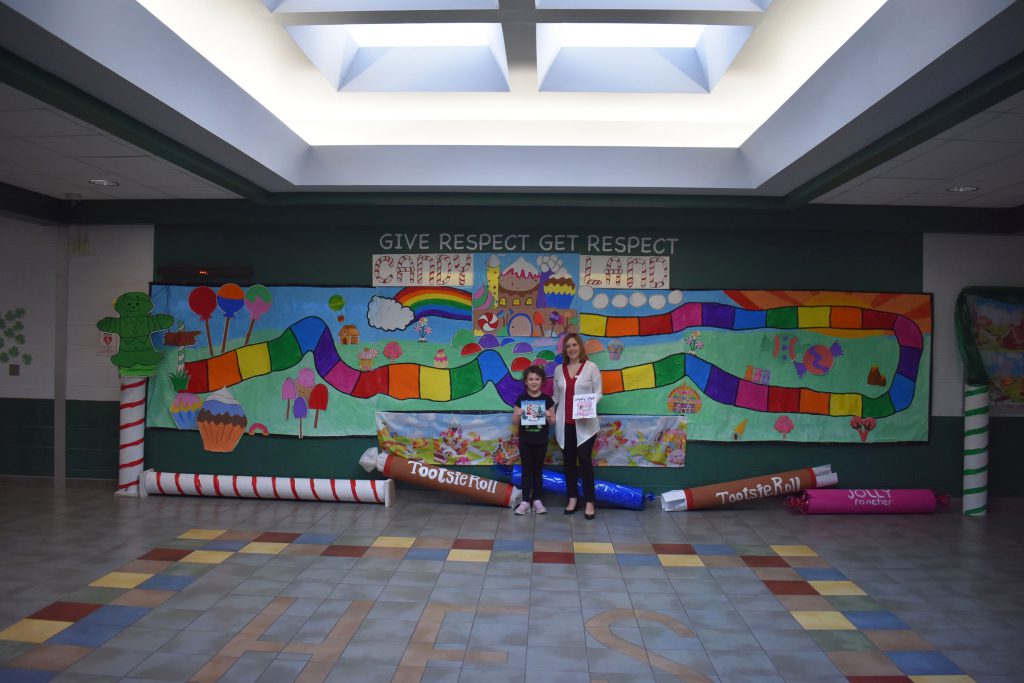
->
<box><xmin>177</xmin><ymin>529</ymin><xmax>226</xmax><ymax>540</ymax></box>
<box><xmin>180</xmin><ymin>550</ymin><xmax>233</xmax><ymax>564</ymax></box>
<box><xmin>658</xmin><ymin>554</ymin><xmax>704</xmax><ymax>567</ymax></box>
<box><xmin>90</xmin><ymin>572</ymin><xmax>152</xmax><ymax>589</ymax></box>
<box><xmin>770</xmin><ymin>545</ymin><xmax>818</xmax><ymax>557</ymax></box>
<box><xmin>372</xmin><ymin>536</ymin><xmax>416</xmax><ymax>548</ymax></box>
<box><xmin>239</xmin><ymin>542</ymin><xmax>288</xmax><ymax>555</ymax></box>
<box><xmin>909</xmin><ymin>677</ymin><xmax>976</xmax><ymax>683</ymax></box>
<box><xmin>791</xmin><ymin>611</ymin><xmax>856</xmax><ymax>630</ymax></box>
<box><xmin>0</xmin><ymin>619</ymin><xmax>73</xmax><ymax>643</ymax></box>
<box><xmin>573</xmin><ymin>542</ymin><xmax>614</xmax><ymax>554</ymax></box>
<box><xmin>810</xmin><ymin>580</ymin><xmax>866</xmax><ymax>596</ymax></box>
<box><xmin>447</xmin><ymin>549</ymin><xmax>491</xmax><ymax>562</ymax></box>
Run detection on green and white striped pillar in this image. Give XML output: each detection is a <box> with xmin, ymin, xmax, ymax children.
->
<box><xmin>962</xmin><ymin>383</ymin><xmax>989</xmax><ymax>516</ymax></box>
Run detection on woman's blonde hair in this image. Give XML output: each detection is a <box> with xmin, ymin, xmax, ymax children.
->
<box><xmin>561</xmin><ymin>332</ymin><xmax>588</xmax><ymax>363</ymax></box>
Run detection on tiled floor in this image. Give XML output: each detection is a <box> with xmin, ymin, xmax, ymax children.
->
<box><xmin>0</xmin><ymin>487</ymin><xmax>1022</xmax><ymax>682</ymax></box>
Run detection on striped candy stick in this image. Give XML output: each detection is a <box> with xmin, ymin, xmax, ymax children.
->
<box><xmin>116</xmin><ymin>376</ymin><xmax>147</xmax><ymax>496</ymax></box>
<box><xmin>962</xmin><ymin>383</ymin><xmax>989</xmax><ymax>516</ymax></box>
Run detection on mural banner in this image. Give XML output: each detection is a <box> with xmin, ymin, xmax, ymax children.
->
<box><xmin>376</xmin><ymin>412</ymin><xmax>687</xmax><ymax>467</ymax></box>
<box><xmin>146</xmin><ymin>271</ymin><xmax>931</xmax><ymax>451</ymax></box>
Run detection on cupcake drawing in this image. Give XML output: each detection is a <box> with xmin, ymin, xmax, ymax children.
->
<box><xmin>197</xmin><ymin>388</ymin><xmax>247</xmax><ymax>453</ymax></box>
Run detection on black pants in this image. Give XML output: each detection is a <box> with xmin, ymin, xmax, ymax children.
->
<box><xmin>562</xmin><ymin>424</ymin><xmax>596</xmax><ymax>503</ymax></box>
<box><xmin>518</xmin><ymin>442</ymin><xmax>546</xmax><ymax>503</ymax></box>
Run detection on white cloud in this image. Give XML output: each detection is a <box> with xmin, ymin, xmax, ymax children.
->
<box><xmin>367</xmin><ymin>296</ymin><xmax>414</xmax><ymax>331</ymax></box>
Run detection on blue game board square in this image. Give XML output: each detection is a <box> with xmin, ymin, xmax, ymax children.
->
<box><xmin>139</xmin><ymin>574</ymin><xmax>197</xmax><ymax>591</ymax></box>
<box><xmin>493</xmin><ymin>540</ymin><xmax>534</xmax><ymax>552</ymax></box>
<box><xmin>796</xmin><ymin>568</ymin><xmax>847</xmax><ymax>581</ymax></box>
<box><xmin>203</xmin><ymin>540</ymin><xmax>248</xmax><ymax>551</ymax></box>
<box><xmin>48</xmin><ymin>621</ymin><xmax>124</xmax><ymax>647</ymax></box>
<box><xmin>294</xmin><ymin>533</ymin><xmax>336</xmax><ymax>545</ymax></box>
<box><xmin>0</xmin><ymin>670</ymin><xmax>57</xmax><ymax>683</ymax></box>
<box><xmin>78</xmin><ymin>605</ymin><xmax>149</xmax><ymax>627</ymax></box>
<box><xmin>843</xmin><ymin>611</ymin><xmax>908</xmax><ymax>630</ymax></box>
<box><xmin>405</xmin><ymin>548</ymin><xmax>449</xmax><ymax>561</ymax></box>
<box><xmin>691</xmin><ymin>544</ymin><xmax>736</xmax><ymax>556</ymax></box>
<box><xmin>617</xmin><ymin>554</ymin><xmax>661</xmax><ymax>566</ymax></box>
<box><xmin>887</xmin><ymin>650</ymin><xmax>963</xmax><ymax>675</ymax></box>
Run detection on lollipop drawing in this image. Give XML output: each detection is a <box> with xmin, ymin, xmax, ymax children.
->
<box><xmin>243</xmin><ymin>284</ymin><xmax>272</xmax><ymax>345</ymax></box>
<box><xmin>188</xmin><ymin>286</ymin><xmax>217</xmax><ymax>356</ymax></box>
<box><xmin>282</xmin><ymin>377</ymin><xmax>296</xmax><ymax>421</ymax></box>
<box><xmin>217</xmin><ymin>283</ymin><xmax>245</xmax><ymax>353</ymax></box>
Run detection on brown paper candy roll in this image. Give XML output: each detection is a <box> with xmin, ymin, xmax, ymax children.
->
<box><xmin>381</xmin><ymin>454</ymin><xmax>521</xmax><ymax>508</ymax></box>
<box><xmin>662</xmin><ymin>465</ymin><xmax>836</xmax><ymax>511</ymax></box>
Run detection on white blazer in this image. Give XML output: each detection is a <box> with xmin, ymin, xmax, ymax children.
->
<box><xmin>553</xmin><ymin>359</ymin><xmax>603</xmax><ymax>448</ymax></box>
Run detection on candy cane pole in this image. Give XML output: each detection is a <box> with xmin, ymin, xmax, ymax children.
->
<box><xmin>141</xmin><ymin>470</ymin><xmax>394</xmax><ymax>506</ymax></box>
<box><xmin>962</xmin><ymin>383</ymin><xmax>989</xmax><ymax>516</ymax></box>
<box><xmin>176</xmin><ymin>322</ymin><xmax>185</xmax><ymax>372</ymax></box>
<box><xmin>117</xmin><ymin>376</ymin><xmax>147</xmax><ymax>496</ymax></box>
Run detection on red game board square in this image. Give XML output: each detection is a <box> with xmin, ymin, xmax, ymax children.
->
<box><xmin>533</xmin><ymin>552</ymin><xmax>575</xmax><ymax>564</ymax></box>
<box><xmin>29</xmin><ymin>601</ymin><xmax>102</xmax><ymax>622</ymax></box>
<box><xmin>452</xmin><ymin>539</ymin><xmax>494</xmax><ymax>550</ymax></box>
<box><xmin>743</xmin><ymin>555</ymin><xmax>789</xmax><ymax>568</ymax></box>
<box><xmin>322</xmin><ymin>545</ymin><xmax>368</xmax><ymax>557</ymax></box>
<box><xmin>651</xmin><ymin>544</ymin><xmax>695</xmax><ymax>555</ymax></box>
<box><xmin>255</xmin><ymin>532</ymin><xmax>301</xmax><ymax>543</ymax></box>
<box><xmin>764</xmin><ymin>580</ymin><xmax>819</xmax><ymax>595</ymax></box>
<box><xmin>138</xmin><ymin>548</ymin><xmax>192</xmax><ymax>562</ymax></box>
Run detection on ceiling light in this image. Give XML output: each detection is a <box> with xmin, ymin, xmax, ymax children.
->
<box><xmin>88</xmin><ymin>179</ymin><xmax>119</xmax><ymax>186</ymax></box>
<box><xmin>946</xmin><ymin>185</ymin><xmax>978</xmax><ymax>193</ymax></box>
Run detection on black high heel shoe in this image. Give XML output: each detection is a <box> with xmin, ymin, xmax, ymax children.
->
<box><xmin>564</xmin><ymin>500</ymin><xmax>578</xmax><ymax>515</ymax></box>
<box><xmin>584</xmin><ymin>504</ymin><xmax>596</xmax><ymax>520</ymax></box>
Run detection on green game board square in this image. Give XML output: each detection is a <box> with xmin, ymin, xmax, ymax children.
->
<box><xmin>267</xmin><ymin>331</ymin><xmax>302</xmax><ymax>369</ymax></box>
<box><xmin>653</xmin><ymin>354</ymin><xmax>685</xmax><ymax>386</ymax></box>
<box><xmin>450</xmin><ymin>361</ymin><xmax>484</xmax><ymax>400</ymax></box>
<box><xmin>810</xmin><ymin>629</ymin><xmax>876</xmax><ymax>651</ymax></box>
<box><xmin>574</xmin><ymin>553</ymin><xmax>618</xmax><ymax>565</ymax></box>
<box><xmin>334</xmin><ymin>535</ymin><xmax>378</xmax><ymax>546</ymax></box>
<box><xmin>0</xmin><ymin>641</ymin><xmax>34</xmax><ymax>663</ymax></box>
<box><xmin>61</xmin><ymin>586</ymin><xmax>128</xmax><ymax>604</ymax></box>
<box><xmin>827</xmin><ymin>595</ymin><xmax>885</xmax><ymax>612</ymax></box>
<box><xmin>766</xmin><ymin>307</ymin><xmax>799</xmax><ymax>330</ymax></box>
<box><xmin>491</xmin><ymin>551</ymin><xmax>532</xmax><ymax>562</ymax></box>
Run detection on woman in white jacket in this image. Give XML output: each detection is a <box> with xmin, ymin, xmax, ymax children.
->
<box><xmin>553</xmin><ymin>333</ymin><xmax>603</xmax><ymax>519</ymax></box>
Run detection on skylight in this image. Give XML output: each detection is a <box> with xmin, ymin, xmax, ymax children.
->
<box><xmin>264</xmin><ymin>0</ymin><xmax>498</xmax><ymax>11</ymax></box>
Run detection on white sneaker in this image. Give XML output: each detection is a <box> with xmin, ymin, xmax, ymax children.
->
<box><xmin>532</xmin><ymin>500</ymin><xmax>547</xmax><ymax>514</ymax></box>
<box><xmin>514</xmin><ymin>501</ymin><xmax>530</xmax><ymax>515</ymax></box>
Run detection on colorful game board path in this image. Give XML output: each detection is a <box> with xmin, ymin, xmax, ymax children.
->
<box><xmin>183</xmin><ymin>301</ymin><xmax>924</xmax><ymax>419</ymax></box>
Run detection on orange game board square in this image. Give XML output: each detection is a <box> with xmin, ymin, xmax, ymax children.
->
<box><xmin>830</xmin><ymin>307</ymin><xmax>863</xmax><ymax>329</ymax></box>
<box><xmin>389</xmin><ymin>363</ymin><xmax>421</xmax><ymax>400</ymax></box>
<box><xmin>9</xmin><ymin>644</ymin><xmax>93</xmax><ymax>671</ymax></box>
<box><xmin>29</xmin><ymin>602</ymin><xmax>101</xmax><ymax>622</ymax></box>
<box><xmin>799</xmin><ymin>389</ymin><xmax>831</xmax><ymax>415</ymax></box>
<box><xmin>602</xmin><ymin>370</ymin><xmax>624</xmax><ymax>395</ymax></box>
<box><xmin>206</xmin><ymin>352</ymin><xmax>242</xmax><ymax>391</ymax></box>
<box><xmin>764</xmin><ymin>580</ymin><xmax>819</xmax><ymax>595</ymax></box>
<box><xmin>605</xmin><ymin>317</ymin><xmax>640</xmax><ymax>338</ymax></box>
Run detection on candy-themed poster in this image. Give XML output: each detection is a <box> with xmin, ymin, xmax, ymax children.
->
<box><xmin>972</xmin><ymin>296</ymin><xmax>1024</xmax><ymax>415</ymax></box>
<box><xmin>146</xmin><ymin>254</ymin><xmax>931</xmax><ymax>456</ymax></box>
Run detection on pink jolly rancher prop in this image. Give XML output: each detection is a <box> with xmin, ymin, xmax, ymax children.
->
<box><xmin>788</xmin><ymin>488</ymin><xmax>948</xmax><ymax>514</ymax></box>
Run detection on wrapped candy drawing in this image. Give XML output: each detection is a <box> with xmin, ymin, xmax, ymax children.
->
<box><xmin>661</xmin><ymin>465</ymin><xmax>837</xmax><ymax>511</ymax></box>
<box><xmin>197</xmin><ymin>388</ymin><xmax>247</xmax><ymax>453</ymax></box>
<box><xmin>360</xmin><ymin>448</ymin><xmax>521</xmax><ymax>508</ymax></box>
<box><xmin>788</xmin><ymin>489</ymin><xmax>947</xmax><ymax>514</ymax></box>
<box><xmin>505</xmin><ymin>465</ymin><xmax>654</xmax><ymax>510</ymax></box>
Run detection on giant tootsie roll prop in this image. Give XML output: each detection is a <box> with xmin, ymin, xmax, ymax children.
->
<box><xmin>661</xmin><ymin>465</ymin><xmax>836</xmax><ymax>511</ymax></box>
<box><xmin>360</xmin><ymin>448</ymin><xmax>521</xmax><ymax>508</ymax></box>
<box><xmin>505</xmin><ymin>465</ymin><xmax>654</xmax><ymax>510</ymax></box>
<box><xmin>786</xmin><ymin>488</ymin><xmax>947</xmax><ymax>514</ymax></box>
<box><xmin>141</xmin><ymin>469</ymin><xmax>394</xmax><ymax>506</ymax></box>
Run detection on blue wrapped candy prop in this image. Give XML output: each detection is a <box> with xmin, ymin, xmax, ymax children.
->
<box><xmin>505</xmin><ymin>465</ymin><xmax>654</xmax><ymax>510</ymax></box>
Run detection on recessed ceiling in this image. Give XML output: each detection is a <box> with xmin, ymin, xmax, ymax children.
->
<box><xmin>0</xmin><ymin>0</ymin><xmax>1021</xmax><ymax>204</ymax></box>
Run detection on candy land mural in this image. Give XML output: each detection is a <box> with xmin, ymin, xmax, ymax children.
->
<box><xmin>146</xmin><ymin>258</ymin><xmax>931</xmax><ymax>462</ymax></box>
<box><xmin>972</xmin><ymin>296</ymin><xmax>1024</xmax><ymax>415</ymax></box>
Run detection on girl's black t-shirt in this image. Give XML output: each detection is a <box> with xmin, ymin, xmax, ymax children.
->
<box><xmin>517</xmin><ymin>392</ymin><xmax>554</xmax><ymax>445</ymax></box>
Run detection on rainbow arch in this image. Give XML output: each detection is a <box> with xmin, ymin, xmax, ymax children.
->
<box><xmin>183</xmin><ymin>302</ymin><xmax>924</xmax><ymax>419</ymax></box>
<box><xmin>394</xmin><ymin>286</ymin><xmax>472</xmax><ymax>321</ymax></box>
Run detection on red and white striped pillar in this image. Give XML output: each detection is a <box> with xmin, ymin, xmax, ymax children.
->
<box><xmin>116</xmin><ymin>376</ymin><xmax>147</xmax><ymax>495</ymax></box>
